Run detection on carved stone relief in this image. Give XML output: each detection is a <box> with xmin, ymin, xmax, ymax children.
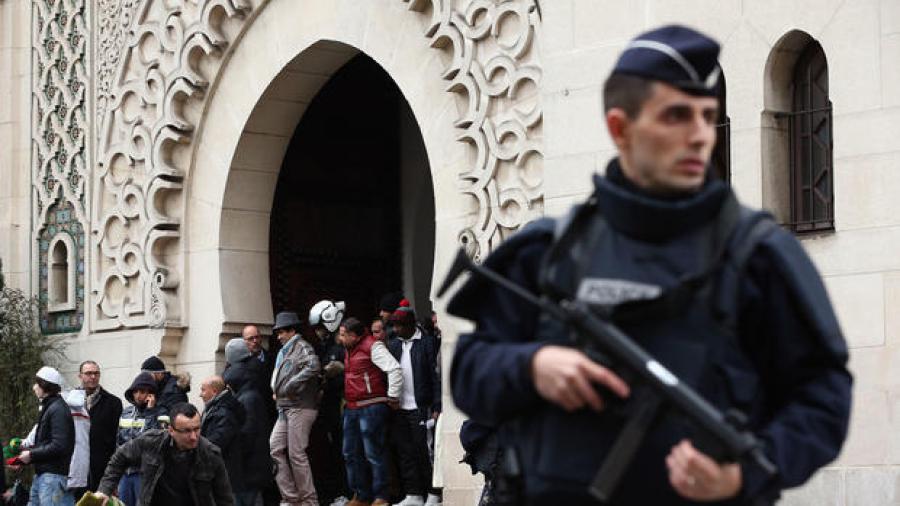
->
<box><xmin>92</xmin><ymin>0</ymin><xmax>255</xmax><ymax>330</ymax></box>
<box><xmin>96</xmin><ymin>0</ymin><xmax>138</xmax><ymax>126</ymax></box>
<box><xmin>32</xmin><ymin>0</ymin><xmax>89</xmax><ymax>334</ymax></box>
<box><xmin>402</xmin><ymin>0</ymin><xmax>544</xmax><ymax>262</ymax></box>
<box><xmin>91</xmin><ymin>0</ymin><xmax>542</xmax><ymax>330</ymax></box>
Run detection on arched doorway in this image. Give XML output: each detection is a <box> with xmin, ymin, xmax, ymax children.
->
<box><xmin>268</xmin><ymin>53</ymin><xmax>436</xmax><ymax>329</ymax></box>
<box><xmin>185</xmin><ymin>2</ymin><xmax>472</xmax><ymax>494</ymax></box>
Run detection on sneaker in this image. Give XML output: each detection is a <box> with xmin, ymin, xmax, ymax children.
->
<box><xmin>334</xmin><ymin>497</ymin><xmax>354</xmax><ymax>506</ymax></box>
<box><xmin>424</xmin><ymin>494</ymin><xmax>442</xmax><ymax>506</ymax></box>
<box><xmin>395</xmin><ymin>495</ymin><xmax>425</xmax><ymax>506</ymax></box>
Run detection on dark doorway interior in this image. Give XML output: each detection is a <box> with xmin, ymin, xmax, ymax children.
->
<box><xmin>269</xmin><ymin>53</ymin><xmax>430</xmax><ymax>336</ymax></box>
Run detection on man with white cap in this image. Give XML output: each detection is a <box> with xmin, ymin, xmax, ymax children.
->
<box><xmin>15</xmin><ymin>366</ymin><xmax>76</xmax><ymax>506</ymax></box>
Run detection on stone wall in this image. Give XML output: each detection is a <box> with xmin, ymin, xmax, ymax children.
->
<box><xmin>0</xmin><ymin>0</ymin><xmax>31</xmax><ymax>290</ymax></box>
<box><xmin>540</xmin><ymin>1</ymin><xmax>900</xmax><ymax>504</ymax></box>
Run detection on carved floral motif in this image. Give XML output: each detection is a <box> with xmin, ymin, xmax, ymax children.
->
<box><xmin>93</xmin><ymin>0</ymin><xmax>253</xmax><ymax>330</ymax></box>
<box><xmin>402</xmin><ymin>0</ymin><xmax>544</xmax><ymax>261</ymax></box>
<box><xmin>96</xmin><ymin>0</ymin><xmax>138</xmax><ymax>125</ymax></box>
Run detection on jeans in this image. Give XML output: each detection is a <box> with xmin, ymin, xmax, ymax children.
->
<box><xmin>29</xmin><ymin>473</ymin><xmax>73</xmax><ymax>506</ymax></box>
<box><xmin>117</xmin><ymin>472</ymin><xmax>141</xmax><ymax>506</ymax></box>
<box><xmin>342</xmin><ymin>403</ymin><xmax>390</xmax><ymax>502</ymax></box>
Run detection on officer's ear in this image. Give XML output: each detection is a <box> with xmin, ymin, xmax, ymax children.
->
<box><xmin>606</xmin><ymin>108</ymin><xmax>631</xmax><ymax>151</ymax></box>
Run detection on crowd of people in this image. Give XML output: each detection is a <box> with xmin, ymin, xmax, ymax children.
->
<box><xmin>4</xmin><ymin>293</ymin><xmax>443</xmax><ymax>506</ymax></box>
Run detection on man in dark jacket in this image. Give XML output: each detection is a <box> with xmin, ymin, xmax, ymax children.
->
<box><xmin>387</xmin><ymin>306</ymin><xmax>441</xmax><ymax>506</ymax></box>
<box><xmin>448</xmin><ymin>25</ymin><xmax>852</xmax><ymax>505</ymax></box>
<box><xmin>239</xmin><ymin>325</ymin><xmax>276</xmax><ymax>423</ymax></box>
<box><xmin>223</xmin><ymin>338</ymin><xmax>276</xmax><ymax>506</ymax></box>
<box><xmin>96</xmin><ymin>402</ymin><xmax>233</xmax><ymax>506</ymax></box>
<box><xmin>16</xmin><ymin>366</ymin><xmax>75</xmax><ymax>506</ymax></box>
<box><xmin>116</xmin><ymin>372</ymin><xmax>167</xmax><ymax>506</ymax></box>
<box><xmin>78</xmin><ymin>360</ymin><xmax>123</xmax><ymax>493</ymax></box>
<box><xmin>141</xmin><ymin>355</ymin><xmax>190</xmax><ymax>411</ymax></box>
<box><xmin>199</xmin><ymin>376</ymin><xmax>245</xmax><ymax>502</ymax></box>
<box><xmin>308</xmin><ymin>300</ymin><xmax>350</xmax><ymax>505</ymax></box>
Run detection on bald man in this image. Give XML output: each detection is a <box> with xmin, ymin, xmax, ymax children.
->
<box><xmin>241</xmin><ymin>325</ymin><xmax>276</xmax><ymax>395</ymax></box>
<box><xmin>200</xmin><ymin>375</ymin><xmax>245</xmax><ymax>503</ymax></box>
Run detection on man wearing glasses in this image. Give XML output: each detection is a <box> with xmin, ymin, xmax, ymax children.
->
<box><xmin>78</xmin><ymin>361</ymin><xmax>122</xmax><ymax>495</ymax></box>
<box><xmin>95</xmin><ymin>402</ymin><xmax>233</xmax><ymax>506</ymax></box>
<box><xmin>241</xmin><ymin>325</ymin><xmax>276</xmax><ymax>401</ymax></box>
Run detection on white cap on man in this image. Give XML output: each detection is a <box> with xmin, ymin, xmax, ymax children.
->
<box><xmin>36</xmin><ymin>365</ymin><xmax>65</xmax><ymax>387</ymax></box>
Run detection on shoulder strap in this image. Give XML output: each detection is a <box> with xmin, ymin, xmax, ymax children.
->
<box><xmin>711</xmin><ymin>208</ymin><xmax>780</xmax><ymax>331</ymax></box>
<box><xmin>538</xmin><ymin>194</ymin><xmax>603</xmax><ymax>300</ymax></box>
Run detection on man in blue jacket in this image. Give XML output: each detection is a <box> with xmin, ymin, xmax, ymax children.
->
<box><xmin>449</xmin><ymin>24</ymin><xmax>852</xmax><ymax>505</ymax></box>
<box><xmin>388</xmin><ymin>305</ymin><xmax>441</xmax><ymax>506</ymax></box>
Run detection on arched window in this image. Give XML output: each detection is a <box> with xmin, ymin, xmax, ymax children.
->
<box><xmin>762</xmin><ymin>32</ymin><xmax>833</xmax><ymax>233</ymax></box>
<box><xmin>787</xmin><ymin>41</ymin><xmax>833</xmax><ymax>232</ymax></box>
<box><xmin>48</xmin><ymin>233</ymin><xmax>76</xmax><ymax>312</ymax></box>
<box><xmin>712</xmin><ymin>70</ymin><xmax>730</xmax><ymax>184</ymax></box>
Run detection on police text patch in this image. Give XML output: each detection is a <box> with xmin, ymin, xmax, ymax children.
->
<box><xmin>576</xmin><ymin>278</ymin><xmax>662</xmax><ymax>306</ymax></box>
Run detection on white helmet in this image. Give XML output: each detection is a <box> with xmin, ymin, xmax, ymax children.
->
<box><xmin>309</xmin><ymin>300</ymin><xmax>346</xmax><ymax>333</ymax></box>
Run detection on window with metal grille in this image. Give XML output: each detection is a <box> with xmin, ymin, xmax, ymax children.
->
<box><xmin>782</xmin><ymin>41</ymin><xmax>833</xmax><ymax>233</ymax></box>
<box><xmin>712</xmin><ymin>71</ymin><xmax>731</xmax><ymax>184</ymax></box>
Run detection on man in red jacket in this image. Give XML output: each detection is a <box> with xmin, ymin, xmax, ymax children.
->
<box><xmin>339</xmin><ymin>317</ymin><xmax>402</xmax><ymax>506</ymax></box>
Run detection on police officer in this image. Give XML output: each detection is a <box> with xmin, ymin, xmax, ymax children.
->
<box><xmin>448</xmin><ymin>25</ymin><xmax>852</xmax><ymax>505</ymax></box>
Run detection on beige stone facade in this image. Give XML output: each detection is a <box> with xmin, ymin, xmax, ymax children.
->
<box><xmin>1</xmin><ymin>0</ymin><xmax>899</xmax><ymax>503</ymax></box>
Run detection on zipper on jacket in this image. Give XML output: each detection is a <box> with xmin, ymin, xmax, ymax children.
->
<box><xmin>364</xmin><ymin>372</ymin><xmax>371</xmax><ymax>394</ymax></box>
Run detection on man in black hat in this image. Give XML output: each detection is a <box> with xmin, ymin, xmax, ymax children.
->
<box><xmin>448</xmin><ymin>24</ymin><xmax>852</xmax><ymax>504</ymax></box>
<box><xmin>269</xmin><ymin>311</ymin><xmax>321</xmax><ymax>506</ymax></box>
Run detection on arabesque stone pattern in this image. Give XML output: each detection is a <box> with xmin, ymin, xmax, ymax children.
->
<box><xmin>403</xmin><ymin>0</ymin><xmax>544</xmax><ymax>262</ymax></box>
<box><xmin>93</xmin><ymin>0</ymin><xmax>256</xmax><ymax>331</ymax></box>
<box><xmin>31</xmin><ymin>0</ymin><xmax>89</xmax><ymax>334</ymax></box>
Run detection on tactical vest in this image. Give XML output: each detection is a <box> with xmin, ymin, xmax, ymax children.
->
<box><xmin>520</xmin><ymin>189</ymin><xmax>778</xmax><ymax>504</ymax></box>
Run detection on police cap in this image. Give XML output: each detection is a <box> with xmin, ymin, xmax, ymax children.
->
<box><xmin>612</xmin><ymin>24</ymin><xmax>721</xmax><ymax>96</ymax></box>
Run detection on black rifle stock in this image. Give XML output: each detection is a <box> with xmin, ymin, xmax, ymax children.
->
<box><xmin>439</xmin><ymin>248</ymin><xmax>777</xmax><ymax>501</ymax></box>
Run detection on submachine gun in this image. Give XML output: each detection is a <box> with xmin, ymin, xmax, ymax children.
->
<box><xmin>438</xmin><ymin>248</ymin><xmax>777</xmax><ymax>502</ymax></box>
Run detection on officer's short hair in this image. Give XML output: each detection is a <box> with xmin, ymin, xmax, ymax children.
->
<box><xmin>602</xmin><ymin>74</ymin><xmax>655</xmax><ymax>119</ymax></box>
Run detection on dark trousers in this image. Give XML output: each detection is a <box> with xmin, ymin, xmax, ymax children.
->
<box><xmin>309</xmin><ymin>399</ymin><xmax>348</xmax><ymax>503</ymax></box>
<box><xmin>390</xmin><ymin>409</ymin><xmax>434</xmax><ymax>496</ymax></box>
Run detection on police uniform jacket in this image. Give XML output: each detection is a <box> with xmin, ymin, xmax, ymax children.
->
<box><xmin>449</xmin><ymin>160</ymin><xmax>853</xmax><ymax>505</ymax></box>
